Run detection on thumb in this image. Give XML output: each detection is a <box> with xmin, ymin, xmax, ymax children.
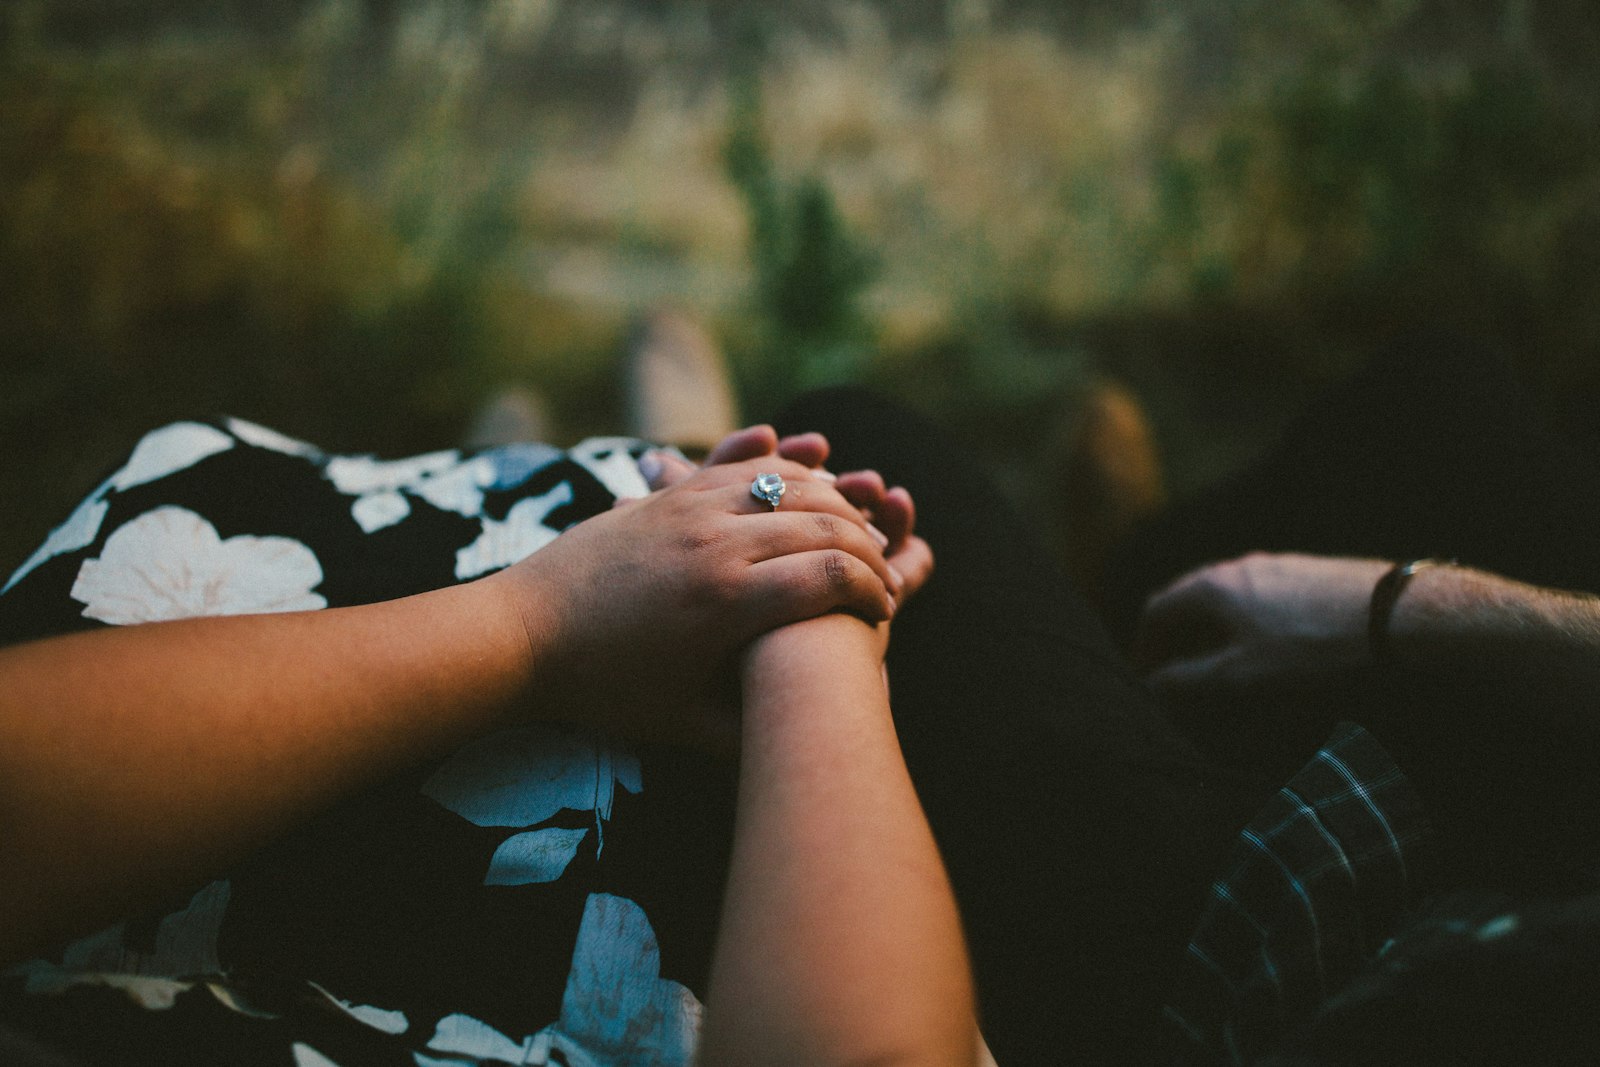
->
<box><xmin>1145</xmin><ymin>648</ymin><xmax>1234</xmax><ymax>700</ymax></box>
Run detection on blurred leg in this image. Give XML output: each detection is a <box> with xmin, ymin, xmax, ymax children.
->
<box><xmin>774</xmin><ymin>388</ymin><xmax>1263</xmax><ymax>1065</ymax></box>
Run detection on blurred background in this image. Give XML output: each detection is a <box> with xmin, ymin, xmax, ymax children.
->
<box><xmin>3</xmin><ymin>0</ymin><xmax>1598</xmax><ymax>573</ymax></box>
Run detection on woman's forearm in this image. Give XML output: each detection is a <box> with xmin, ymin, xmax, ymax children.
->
<box><xmin>700</xmin><ymin>615</ymin><xmax>975</xmax><ymax>1067</ymax></box>
<box><xmin>0</xmin><ymin>572</ymin><xmax>535</xmax><ymax>964</ymax></box>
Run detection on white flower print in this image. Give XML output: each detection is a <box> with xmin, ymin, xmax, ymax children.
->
<box><xmin>227</xmin><ymin>418</ymin><xmax>322</xmax><ymax>458</ymax></box>
<box><xmin>72</xmin><ymin>507</ymin><xmax>327</xmax><ymax>624</ymax></box>
<box><xmin>293</xmin><ymin>1044</ymin><xmax>344</xmax><ymax>1067</ymax></box>
<box><xmin>545</xmin><ymin>893</ymin><xmax>700</xmax><ymax>1064</ymax></box>
<box><xmin>308</xmin><ymin>981</ymin><xmax>411</xmax><ymax>1034</ymax></box>
<box><xmin>414</xmin><ymin>894</ymin><xmax>700</xmax><ymax>1067</ymax></box>
<box><xmin>569</xmin><ymin>437</ymin><xmax>650</xmax><ymax>500</ymax></box>
<box><xmin>4</xmin><ymin>492</ymin><xmax>110</xmax><ymax>595</ymax></box>
<box><xmin>4</xmin><ymin>421</ymin><xmax>238</xmax><ymax>595</ymax></box>
<box><xmin>411</xmin><ymin>456</ymin><xmax>498</xmax><ymax>517</ymax></box>
<box><xmin>480</xmin><ymin>442</ymin><xmax>564</xmax><ymax>492</ymax></box>
<box><xmin>351</xmin><ymin>491</ymin><xmax>413</xmax><ymax>534</ymax></box>
<box><xmin>417</xmin><ymin>1014</ymin><xmax>530</xmax><ymax>1065</ymax></box>
<box><xmin>325</xmin><ymin>450</ymin><xmax>502</xmax><ymax>532</ymax></box>
<box><xmin>453</xmin><ymin>484</ymin><xmax>573</xmax><ymax>580</ymax></box>
<box><xmin>111</xmin><ymin>422</ymin><xmax>235</xmax><ymax>492</ymax></box>
<box><xmin>324</xmin><ymin>450</ymin><xmax>461</xmax><ymax>495</ymax></box>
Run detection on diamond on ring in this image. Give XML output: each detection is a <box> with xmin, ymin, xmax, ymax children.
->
<box><xmin>751</xmin><ymin>472</ymin><xmax>786</xmax><ymax>510</ymax></box>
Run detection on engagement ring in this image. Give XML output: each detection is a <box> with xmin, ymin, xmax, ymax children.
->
<box><xmin>751</xmin><ymin>473</ymin><xmax>786</xmax><ymax>510</ymax></box>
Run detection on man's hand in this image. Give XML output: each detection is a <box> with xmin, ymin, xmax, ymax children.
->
<box><xmin>1137</xmin><ymin>552</ymin><xmax>1391</xmax><ymax>698</ymax></box>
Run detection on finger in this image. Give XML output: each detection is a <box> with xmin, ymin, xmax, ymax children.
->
<box><xmin>1133</xmin><ymin>569</ymin><xmax>1229</xmax><ymax>670</ymax></box>
<box><xmin>733</xmin><ymin>510</ymin><xmax>902</xmax><ymax>598</ymax></box>
<box><xmin>831</xmin><ymin>471</ymin><xmax>895</xmax><ymax>547</ymax></box>
<box><xmin>776</xmin><ymin>432</ymin><xmax>830</xmax><ymax>471</ymax></box>
<box><xmin>887</xmin><ymin>534</ymin><xmax>934</xmax><ymax>602</ymax></box>
<box><xmin>740</xmin><ymin>550</ymin><xmax>896</xmax><ymax>631</ymax></box>
<box><xmin>876</xmin><ymin>486</ymin><xmax>916</xmax><ymax>550</ymax></box>
<box><xmin>835</xmin><ymin>469</ymin><xmax>888</xmax><ymax>515</ymax></box>
<box><xmin>704</xmin><ymin>425</ymin><xmax>780</xmax><ymax>467</ymax></box>
<box><xmin>639</xmin><ymin>450</ymin><xmax>700</xmax><ymax>491</ymax></box>
<box><xmin>713</xmin><ymin>463</ymin><xmax>880</xmax><ymax>538</ymax></box>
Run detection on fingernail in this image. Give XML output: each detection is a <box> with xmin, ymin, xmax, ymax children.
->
<box><xmin>887</xmin><ymin>593</ymin><xmax>898</xmax><ymax>616</ymax></box>
<box><xmin>637</xmin><ymin>451</ymin><xmax>663</xmax><ymax>485</ymax></box>
<box><xmin>867</xmin><ymin>523</ymin><xmax>889</xmax><ymax>548</ymax></box>
<box><xmin>813</xmin><ymin>468</ymin><xmax>837</xmax><ymax>483</ymax></box>
<box><xmin>888</xmin><ymin>564</ymin><xmax>904</xmax><ymax>590</ymax></box>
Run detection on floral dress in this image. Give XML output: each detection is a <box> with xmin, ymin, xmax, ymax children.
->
<box><xmin>0</xmin><ymin>420</ymin><xmax>737</xmax><ymax>1067</ymax></box>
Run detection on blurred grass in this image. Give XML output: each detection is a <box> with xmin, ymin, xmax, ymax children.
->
<box><xmin>3</xmin><ymin>0</ymin><xmax>1598</xmax><ymax>572</ymax></box>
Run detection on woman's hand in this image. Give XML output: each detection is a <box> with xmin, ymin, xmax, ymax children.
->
<box><xmin>637</xmin><ymin>424</ymin><xmax>934</xmax><ymax>663</ymax></box>
<box><xmin>494</xmin><ymin>456</ymin><xmax>904</xmax><ymax>746</ymax></box>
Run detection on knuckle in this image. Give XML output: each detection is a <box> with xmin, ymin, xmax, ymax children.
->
<box><xmin>817</xmin><ymin>549</ymin><xmax>855</xmax><ymax>594</ymax></box>
<box><xmin>809</xmin><ymin>512</ymin><xmax>845</xmax><ymax>541</ymax></box>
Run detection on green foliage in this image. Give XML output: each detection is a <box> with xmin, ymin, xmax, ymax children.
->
<box><xmin>1137</xmin><ymin>11</ymin><xmax>1600</xmax><ymax>382</ymax></box>
<box><xmin>723</xmin><ymin>43</ymin><xmax>878</xmax><ymax>406</ymax></box>
<box><xmin>5</xmin><ymin>0</ymin><xmax>1600</xmax><ymax>569</ymax></box>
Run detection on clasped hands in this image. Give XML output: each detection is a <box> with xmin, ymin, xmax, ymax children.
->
<box><xmin>487</xmin><ymin>424</ymin><xmax>932</xmax><ymax>750</ymax></box>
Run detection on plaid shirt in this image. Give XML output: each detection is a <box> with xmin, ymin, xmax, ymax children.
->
<box><xmin>1161</xmin><ymin>722</ymin><xmax>1430</xmax><ymax>1065</ymax></box>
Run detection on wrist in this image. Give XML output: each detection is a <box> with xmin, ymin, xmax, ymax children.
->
<box><xmin>743</xmin><ymin>615</ymin><xmax>881</xmax><ymax>693</ymax></box>
<box><xmin>1369</xmin><ymin>559</ymin><xmax>1458</xmax><ymax>666</ymax></box>
<box><xmin>476</xmin><ymin>561</ymin><xmax>560</xmax><ymax>700</ymax></box>
<box><xmin>749</xmin><ymin>611</ymin><xmax>876</xmax><ymax>651</ymax></box>
<box><xmin>1384</xmin><ymin>563</ymin><xmax>1523</xmax><ymax>670</ymax></box>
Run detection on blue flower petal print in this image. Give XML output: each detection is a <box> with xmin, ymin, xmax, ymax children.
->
<box><xmin>421</xmin><ymin>725</ymin><xmax>642</xmax><ymax>885</ymax></box>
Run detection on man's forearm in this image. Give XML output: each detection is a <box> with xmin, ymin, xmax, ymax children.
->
<box><xmin>1391</xmin><ymin>564</ymin><xmax>1600</xmax><ymax>712</ymax></box>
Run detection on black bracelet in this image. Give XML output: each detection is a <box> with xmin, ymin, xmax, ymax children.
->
<box><xmin>1369</xmin><ymin>558</ymin><xmax>1457</xmax><ymax>666</ymax></box>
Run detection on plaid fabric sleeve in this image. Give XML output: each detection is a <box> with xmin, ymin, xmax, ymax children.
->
<box><xmin>1160</xmin><ymin>721</ymin><xmax>1430</xmax><ymax>1066</ymax></box>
